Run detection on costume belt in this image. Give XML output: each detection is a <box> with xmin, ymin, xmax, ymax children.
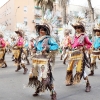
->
<box><xmin>36</xmin><ymin>51</ymin><xmax>42</xmax><ymax>55</ymax></box>
<box><xmin>93</xmin><ymin>48</ymin><xmax>100</xmax><ymax>50</ymax></box>
<box><xmin>66</xmin><ymin>49</ymin><xmax>83</xmax><ymax>60</ymax></box>
<box><xmin>92</xmin><ymin>49</ymin><xmax>100</xmax><ymax>56</ymax></box>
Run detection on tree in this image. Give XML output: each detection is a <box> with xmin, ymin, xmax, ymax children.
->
<box><xmin>34</xmin><ymin>0</ymin><xmax>55</xmax><ymax>16</ymax></box>
<box><xmin>87</xmin><ymin>0</ymin><xmax>94</xmax><ymax>22</ymax></box>
<box><xmin>58</xmin><ymin>0</ymin><xmax>69</xmax><ymax>27</ymax></box>
<box><xmin>87</xmin><ymin>0</ymin><xmax>95</xmax><ymax>41</ymax></box>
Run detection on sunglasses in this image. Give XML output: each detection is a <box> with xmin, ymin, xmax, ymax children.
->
<box><xmin>75</xmin><ymin>26</ymin><xmax>81</xmax><ymax>29</ymax></box>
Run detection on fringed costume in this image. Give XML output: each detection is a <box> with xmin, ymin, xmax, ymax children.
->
<box><xmin>12</xmin><ymin>30</ymin><xmax>28</xmax><ymax>74</ymax></box>
<box><xmin>0</xmin><ymin>34</ymin><xmax>7</xmax><ymax>68</ymax></box>
<box><xmin>23</xmin><ymin>40</ymin><xmax>30</xmax><ymax>65</ymax></box>
<box><xmin>66</xmin><ymin>21</ymin><xmax>92</xmax><ymax>92</ymax></box>
<box><xmin>60</xmin><ymin>29</ymin><xmax>71</xmax><ymax>61</ymax></box>
<box><xmin>28</xmin><ymin>23</ymin><xmax>58</xmax><ymax>100</ymax></box>
<box><xmin>88</xmin><ymin>24</ymin><xmax>100</xmax><ymax>76</ymax></box>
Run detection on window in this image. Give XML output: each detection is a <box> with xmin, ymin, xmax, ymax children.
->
<box><xmin>6</xmin><ymin>9</ymin><xmax>8</xmax><ymax>15</ymax></box>
<box><xmin>5</xmin><ymin>21</ymin><xmax>8</xmax><ymax>26</ymax></box>
<box><xmin>73</xmin><ymin>11</ymin><xmax>78</xmax><ymax>16</ymax></box>
<box><xmin>9</xmin><ymin>19</ymin><xmax>11</xmax><ymax>25</ymax></box>
<box><xmin>34</xmin><ymin>18</ymin><xmax>41</xmax><ymax>24</ymax></box>
<box><xmin>24</xmin><ymin>6</ymin><xmax>27</xmax><ymax>12</ymax></box>
<box><xmin>70</xmin><ymin>11</ymin><xmax>78</xmax><ymax>17</ymax></box>
<box><xmin>35</xmin><ymin>9</ymin><xmax>41</xmax><ymax>15</ymax></box>
<box><xmin>9</xmin><ymin>8</ymin><xmax>11</xmax><ymax>14</ymax></box>
<box><xmin>24</xmin><ymin>17</ymin><xmax>28</xmax><ymax>25</ymax></box>
<box><xmin>98</xmin><ymin>15</ymin><xmax>100</xmax><ymax>19</ymax></box>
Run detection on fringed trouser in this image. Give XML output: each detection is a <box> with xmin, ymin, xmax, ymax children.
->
<box><xmin>13</xmin><ymin>47</ymin><xmax>28</xmax><ymax>74</ymax></box>
<box><xmin>90</xmin><ymin>54</ymin><xmax>98</xmax><ymax>71</ymax></box>
<box><xmin>47</xmin><ymin>50</ymin><xmax>58</xmax><ymax>69</ymax></box>
<box><xmin>28</xmin><ymin>57</ymin><xmax>56</xmax><ymax>99</ymax></box>
<box><xmin>66</xmin><ymin>51</ymin><xmax>87</xmax><ymax>84</ymax></box>
<box><xmin>22</xmin><ymin>48</ymin><xmax>30</xmax><ymax>64</ymax></box>
<box><xmin>61</xmin><ymin>47</ymin><xmax>68</xmax><ymax>59</ymax></box>
<box><xmin>0</xmin><ymin>48</ymin><xmax>7</xmax><ymax>67</ymax></box>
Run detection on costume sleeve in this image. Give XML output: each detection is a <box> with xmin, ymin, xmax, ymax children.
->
<box><xmin>34</xmin><ymin>43</ymin><xmax>37</xmax><ymax>50</ymax></box>
<box><xmin>48</xmin><ymin>38</ymin><xmax>59</xmax><ymax>50</ymax></box>
<box><xmin>1</xmin><ymin>39</ymin><xmax>6</xmax><ymax>48</ymax></box>
<box><xmin>84</xmin><ymin>36</ymin><xmax>92</xmax><ymax>49</ymax></box>
<box><xmin>93</xmin><ymin>40</ymin><xmax>96</xmax><ymax>48</ymax></box>
<box><xmin>93</xmin><ymin>38</ymin><xmax>100</xmax><ymax>49</ymax></box>
<box><xmin>24</xmin><ymin>42</ymin><xmax>28</xmax><ymax>47</ymax></box>
<box><xmin>16</xmin><ymin>38</ymin><xmax>20</xmax><ymax>46</ymax></box>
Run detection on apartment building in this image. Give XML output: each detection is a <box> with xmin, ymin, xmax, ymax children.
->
<box><xmin>1</xmin><ymin>0</ymin><xmax>100</xmax><ymax>34</ymax></box>
<box><xmin>0</xmin><ymin>0</ymin><xmax>43</xmax><ymax>32</ymax></box>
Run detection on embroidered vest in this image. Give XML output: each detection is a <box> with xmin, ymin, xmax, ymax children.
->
<box><xmin>42</xmin><ymin>38</ymin><xmax>49</xmax><ymax>48</ymax></box>
<box><xmin>17</xmin><ymin>37</ymin><xmax>24</xmax><ymax>47</ymax></box>
<box><xmin>72</xmin><ymin>34</ymin><xmax>85</xmax><ymax>45</ymax></box>
<box><xmin>0</xmin><ymin>38</ymin><xmax>5</xmax><ymax>48</ymax></box>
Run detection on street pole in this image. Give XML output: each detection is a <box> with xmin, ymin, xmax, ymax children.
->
<box><xmin>15</xmin><ymin>6</ymin><xmax>20</xmax><ymax>29</ymax></box>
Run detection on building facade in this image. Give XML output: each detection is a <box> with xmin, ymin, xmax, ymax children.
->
<box><xmin>0</xmin><ymin>0</ymin><xmax>42</xmax><ymax>32</ymax></box>
<box><xmin>1</xmin><ymin>0</ymin><xmax>100</xmax><ymax>33</ymax></box>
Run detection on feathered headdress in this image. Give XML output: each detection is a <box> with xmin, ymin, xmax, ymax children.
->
<box><xmin>15</xmin><ymin>29</ymin><xmax>25</xmax><ymax>37</ymax></box>
<box><xmin>93</xmin><ymin>23</ymin><xmax>100</xmax><ymax>31</ymax></box>
<box><xmin>71</xmin><ymin>16</ymin><xmax>86</xmax><ymax>30</ymax></box>
<box><xmin>35</xmin><ymin>19</ymin><xmax>53</xmax><ymax>35</ymax></box>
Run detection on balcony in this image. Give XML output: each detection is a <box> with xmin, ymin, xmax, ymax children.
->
<box><xmin>57</xmin><ymin>24</ymin><xmax>63</xmax><ymax>28</ymax></box>
<box><xmin>34</xmin><ymin>8</ymin><xmax>42</xmax><ymax>19</ymax></box>
<box><xmin>34</xmin><ymin>14</ymin><xmax>42</xmax><ymax>19</ymax></box>
<box><xmin>35</xmin><ymin>6</ymin><xmax>41</xmax><ymax>9</ymax></box>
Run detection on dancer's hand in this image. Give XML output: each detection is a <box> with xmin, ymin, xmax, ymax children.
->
<box><xmin>32</xmin><ymin>48</ymin><xmax>36</xmax><ymax>53</ymax></box>
<box><xmin>42</xmin><ymin>47</ymin><xmax>47</xmax><ymax>54</ymax></box>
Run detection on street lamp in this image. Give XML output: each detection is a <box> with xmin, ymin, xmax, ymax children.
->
<box><xmin>15</xmin><ymin>6</ymin><xmax>20</xmax><ymax>28</ymax></box>
<box><xmin>15</xmin><ymin>6</ymin><xmax>20</xmax><ymax>16</ymax></box>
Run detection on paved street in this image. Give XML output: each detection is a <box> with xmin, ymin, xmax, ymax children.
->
<box><xmin>0</xmin><ymin>54</ymin><xmax>100</xmax><ymax>100</ymax></box>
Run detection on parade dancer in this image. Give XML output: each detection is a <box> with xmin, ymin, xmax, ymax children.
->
<box><xmin>29</xmin><ymin>38</ymin><xmax>35</xmax><ymax>56</ymax></box>
<box><xmin>66</xmin><ymin>21</ymin><xmax>92</xmax><ymax>92</ymax></box>
<box><xmin>23</xmin><ymin>38</ymin><xmax>30</xmax><ymax>65</ymax></box>
<box><xmin>60</xmin><ymin>29</ymin><xmax>71</xmax><ymax>64</ymax></box>
<box><xmin>88</xmin><ymin>24</ymin><xmax>100</xmax><ymax>76</ymax></box>
<box><xmin>11</xmin><ymin>37</ymin><xmax>17</xmax><ymax>61</ymax></box>
<box><xmin>6</xmin><ymin>39</ymin><xmax>11</xmax><ymax>54</ymax></box>
<box><xmin>13</xmin><ymin>30</ymin><xmax>28</xmax><ymax>74</ymax></box>
<box><xmin>0</xmin><ymin>33</ymin><xmax>7</xmax><ymax>68</ymax></box>
<box><xmin>28</xmin><ymin>23</ymin><xmax>58</xmax><ymax>100</ymax></box>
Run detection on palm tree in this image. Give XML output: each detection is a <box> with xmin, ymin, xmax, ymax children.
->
<box><xmin>58</xmin><ymin>0</ymin><xmax>69</xmax><ymax>27</ymax></box>
<box><xmin>87</xmin><ymin>0</ymin><xmax>95</xmax><ymax>41</ymax></box>
<box><xmin>87</xmin><ymin>0</ymin><xmax>94</xmax><ymax>23</ymax></box>
<box><xmin>34</xmin><ymin>0</ymin><xmax>55</xmax><ymax>16</ymax></box>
